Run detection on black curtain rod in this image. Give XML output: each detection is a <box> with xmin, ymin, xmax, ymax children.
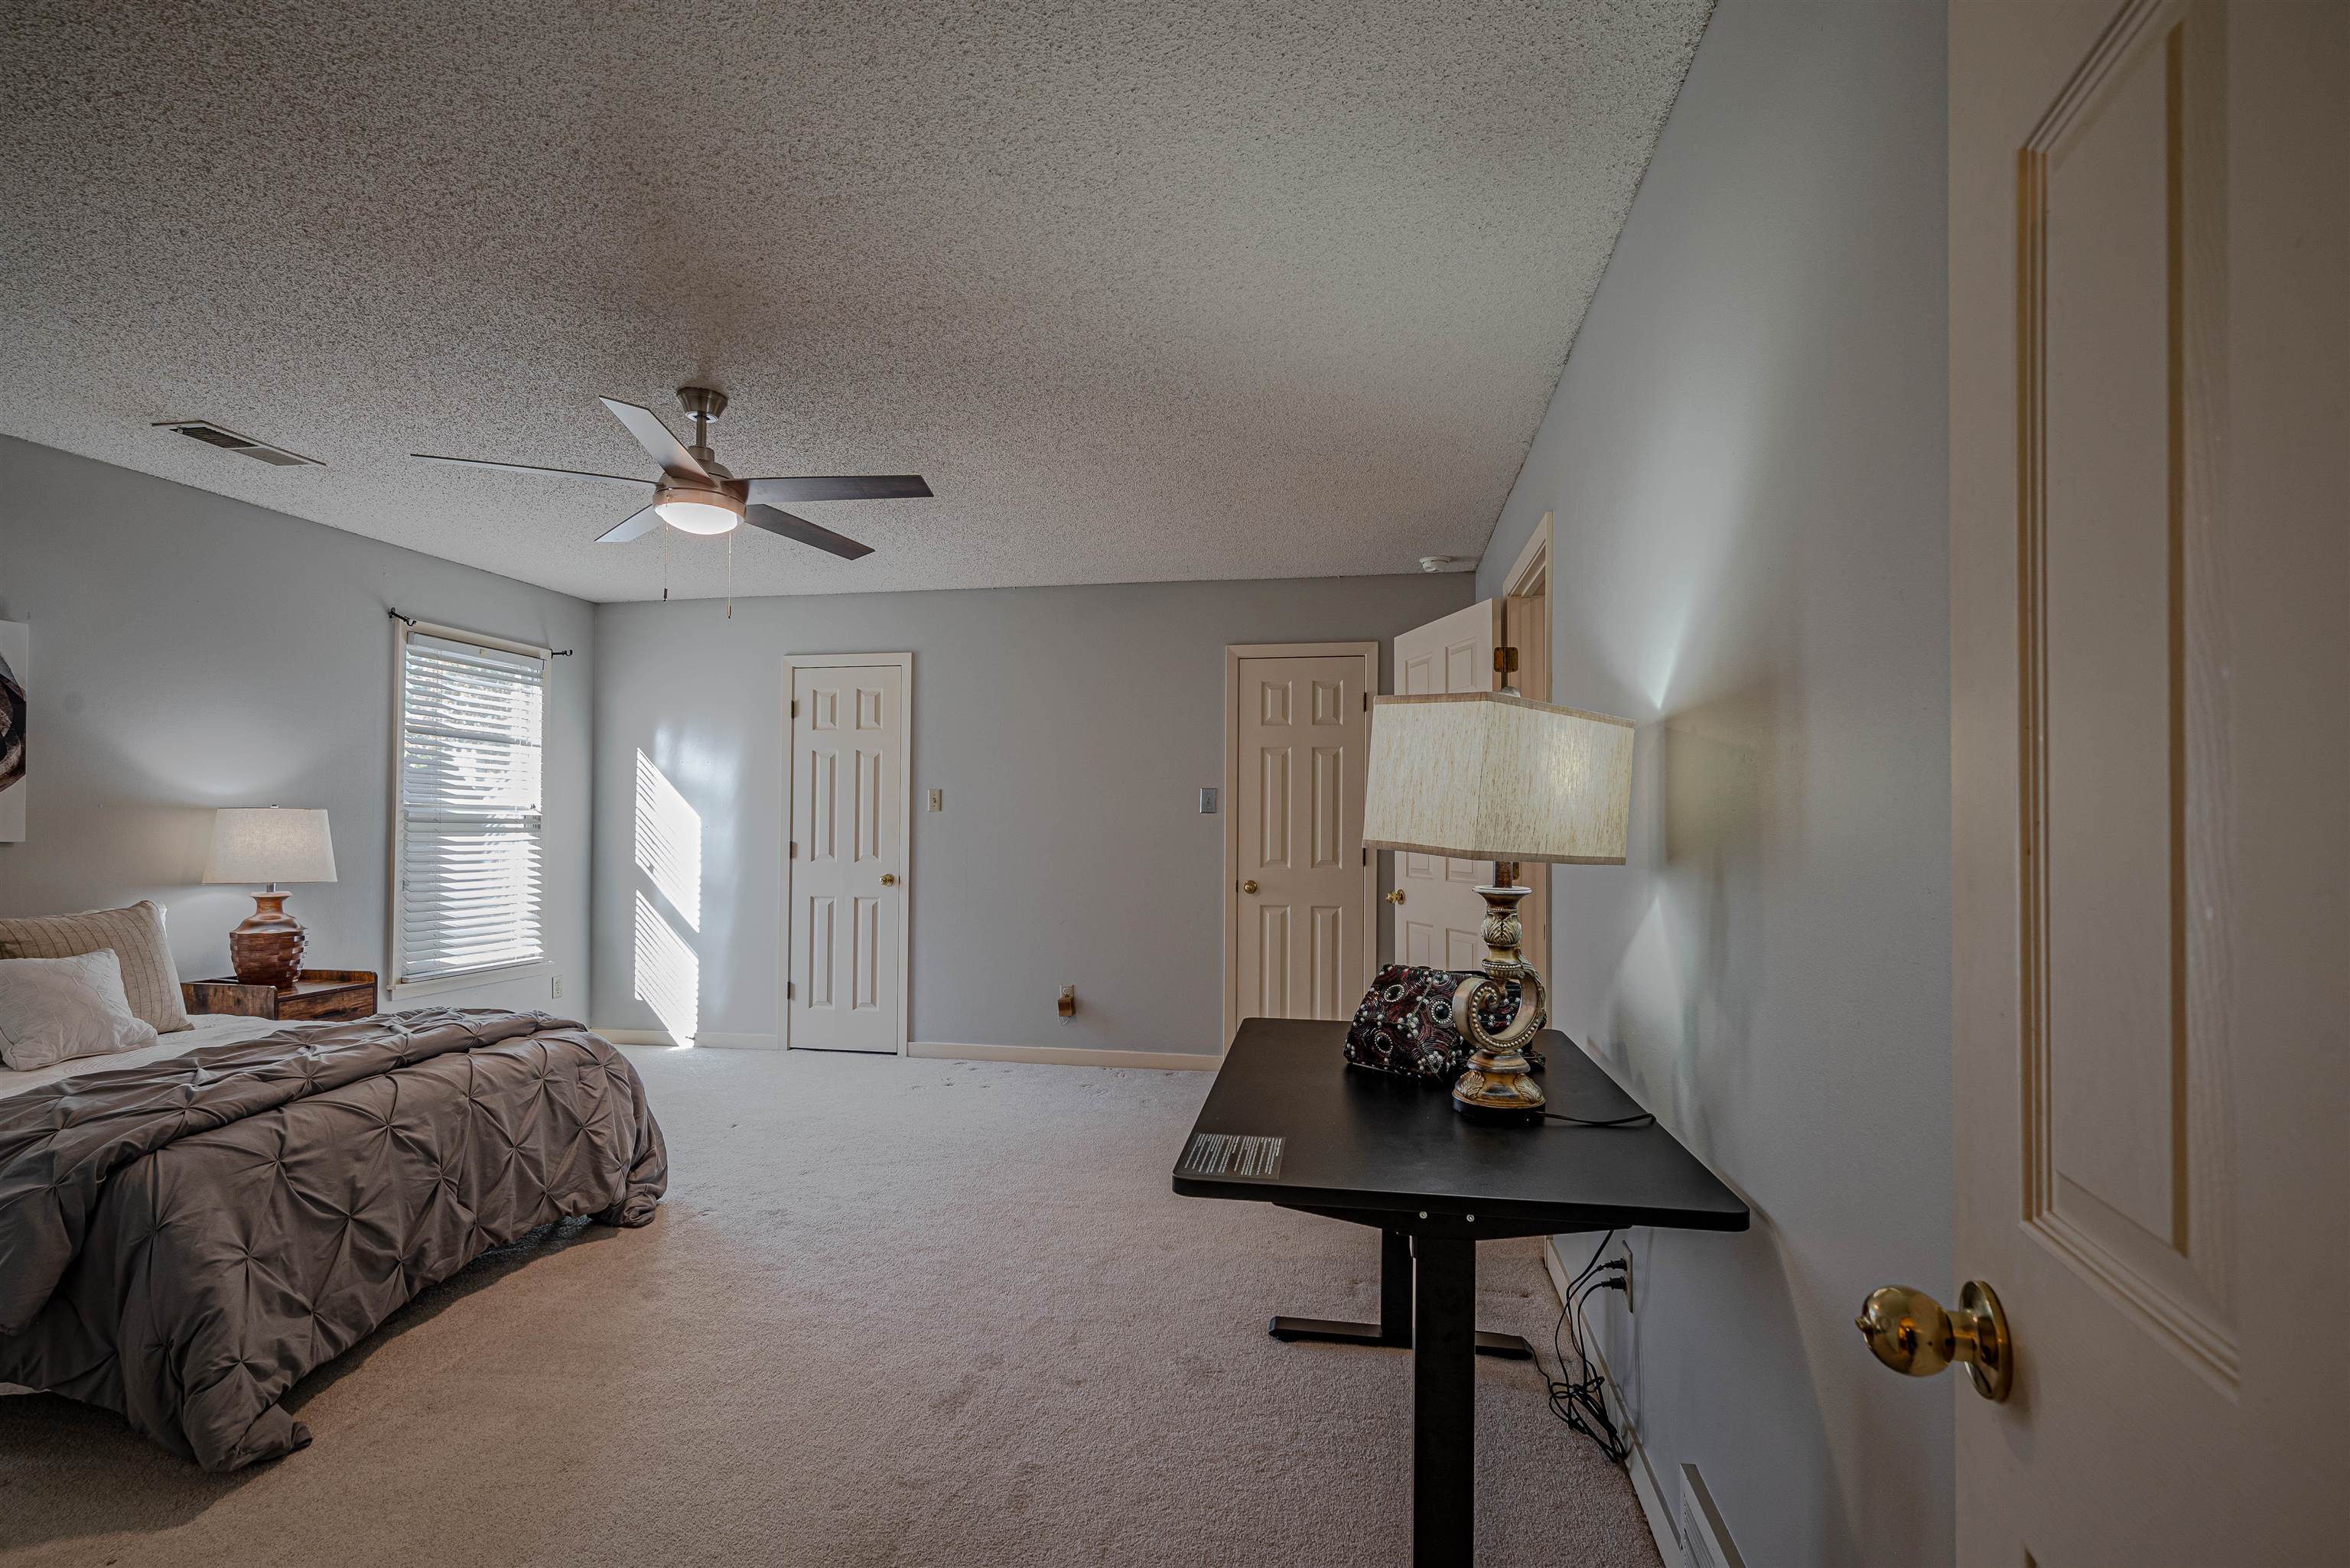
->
<box><xmin>386</xmin><ymin>607</ymin><xmax>573</xmax><ymax>656</ymax></box>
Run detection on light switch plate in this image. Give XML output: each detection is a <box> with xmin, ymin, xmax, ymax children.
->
<box><xmin>1199</xmin><ymin>787</ymin><xmax>1218</xmax><ymax>814</ymax></box>
<box><xmin>928</xmin><ymin>788</ymin><xmax>943</xmax><ymax>812</ymax></box>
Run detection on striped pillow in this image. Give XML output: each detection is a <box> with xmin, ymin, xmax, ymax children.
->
<box><xmin>0</xmin><ymin>901</ymin><xmax>192</xmax><ymax>1033</ymax></box>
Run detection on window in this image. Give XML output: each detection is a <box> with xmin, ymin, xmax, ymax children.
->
<box><xmin>392</xmin><ymin>622</ymin><xmax>548</xmax><ymax>991</ymax></box>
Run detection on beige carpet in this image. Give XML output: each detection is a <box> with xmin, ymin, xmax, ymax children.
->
<box><xmin>0</xmin><ymin>1047</ymin><xmax>1659</xmax><ymax>1567</ymax></box>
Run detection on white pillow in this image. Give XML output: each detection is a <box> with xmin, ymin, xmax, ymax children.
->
<box><xmin>0</xmin><ymin>949</ymin><xmax>161</xmax><ymax>1072</ymax></box>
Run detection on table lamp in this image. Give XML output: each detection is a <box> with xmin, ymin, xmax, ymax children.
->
<box><xmin>1361</xmin><ymin>691</ymin><xmax>1633</xmax><ymax>1124</ymax></box>
<box><xmin>203</xmin><ymin>807</ymin><xmax>337</xmax><ymax>990</ymax></box>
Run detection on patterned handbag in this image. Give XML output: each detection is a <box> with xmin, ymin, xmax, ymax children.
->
<box><xmin>1343</xmin><ymin>965</ymin><xmax>1536</xmax><ymax>1082</ymax></box>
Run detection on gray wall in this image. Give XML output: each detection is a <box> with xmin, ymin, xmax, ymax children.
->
<box><xmin>0</xmin><ymin>435</ymin><xmax>596</xmax><ymax>1013</ymax></box>
<box><xmin>1475</xmin><ymin>5</ymin><xmax>1951</xmax><ymax>1564</ymax></box>
<box><xmin>590</xmin><ymin>574</ymin><xmax>1469</xmax><ymax>1052</ymax></box>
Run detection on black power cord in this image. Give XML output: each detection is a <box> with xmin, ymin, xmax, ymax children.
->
<box><xmin>1542</xmin><ymin>1107</ymin><xmax>1656</xmax><ymax>1128</ymax></box>
<box><xmin>1541</xmin><ymin>1228</ymin><xmax>1637</xmax><ymax>1466</ymax></box>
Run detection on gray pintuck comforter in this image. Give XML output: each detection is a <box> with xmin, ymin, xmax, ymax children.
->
<box><xmin>0</xmin><ymin>1008</ymin><xmax>665</xmax><ymax>1470</ymax></box>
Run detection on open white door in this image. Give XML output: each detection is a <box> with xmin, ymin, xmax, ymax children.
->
<box><xmin>1389</xmin><ymin>600</ymin><xmax>1500</xmax><ymax>967</ymax></box>
<box><xmin>1501</xmin><ymin>516</ymin><xmax>1552</xmax><ymax>967</ymax></box>
<box><xmin>1947</xmin><ymin>2</ymin><xmax>2345</xmax><ymax>1559</ymax></box>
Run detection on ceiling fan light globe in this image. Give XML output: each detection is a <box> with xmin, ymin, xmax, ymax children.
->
<box><xmin>656</xmin><ymin>496</ymin><xmax>740</xmax><ymax>535</ymax></box>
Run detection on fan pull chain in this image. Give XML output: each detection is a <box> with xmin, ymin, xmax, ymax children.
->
<box><xmin>726</xmin><ymin>529</ymin><xmax>734</xmax><ymax>620</ymax></box>
<box><xmin>662</xmin><ymin>524</ymin><xmax>670</xmax><ymax>601</ymax></box>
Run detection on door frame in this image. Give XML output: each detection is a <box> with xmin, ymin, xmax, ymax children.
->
<box><xmin>1221</xmin><ymin>641</ymin><xmax>1380</xmax><ymax>1051</ymax></box>
<box><xmin>780</xmin><ymin>651</ymin><xmax>915</xmax><ymax>1055</ymax></box>
<box><xmin>1501</xmin><ymin>512</ymin><xmax>1553</xmax><ymax>968</ymax></box>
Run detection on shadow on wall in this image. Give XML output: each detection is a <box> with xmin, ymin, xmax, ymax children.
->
<box><xmin>1656</xmin><ymin>691</ymin><xmax>1778</xmax><ymax>1143</ymax></box>
<box><xmin>633</xmin><ymin>749</ymin><xmax>701</xmax><ymax>1042</ymax></box>
<box><xmin>1583</xmin><ymin>671</ymin><xmax>1867</xmax><ymax>1562</ymax></box>
<box><xmin>1592</xmin><ymin>677</ymin><xmax>1782</xmax><ymax>1158</ymax></box>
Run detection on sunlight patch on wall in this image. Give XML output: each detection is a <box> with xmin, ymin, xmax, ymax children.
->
<box><xmin>634</xmin><ymin>748</ymin><xmax>701</xmax><ymax>930</ymax></box>
<box><xmin>633</xmin><ymin>890</ymin><xmax>699</xmax><ymax>1043</ymax></box>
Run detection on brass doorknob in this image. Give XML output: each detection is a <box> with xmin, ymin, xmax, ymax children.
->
<box><xmin>1385</xmin><ymin>890</ymin><xmax>1406</xmax><ymax>904</ymax></box>
<box><xmin>1241</xmin><ymin>880</ymin><xmax>1259</xmax><ymax>895</ymax></box>
<box><xmin>1854</xmin><ymin>1281</ymin><xmax>2011</xmax><ymax>1401</ymax></box>
<box><xmin>880</xmin><ymin>873</ymin><xmax>897</xmax><ymax>886</ymax></box>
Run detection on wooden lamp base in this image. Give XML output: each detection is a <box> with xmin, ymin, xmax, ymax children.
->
<box><xmin>229</xmin><ymin>890</ymin><xmax>307</xmax><ymax>991</ymax></box>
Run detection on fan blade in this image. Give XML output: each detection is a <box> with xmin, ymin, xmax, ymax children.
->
<box><xmin>599</xmin><ymin>396</ymin><xmax>709</xmax><ymax>480</ymax></box>
<box><xmin>746</xmin><ymin>474</ymin><xmax>933</xmax><ymax>503</ymax></box>
<box><xmin>413</xmin><ymin>453</ymin><xmax>654</xmax><ymax>488</ymax></box>
<box><xmin>744</xmin><ymin>504</ymin><xmax>874</xmax><ymax>560</ymax></box>
<box><xmin>597</xmin><ymin>505</ymin><xmax>663</xmax><ymax>544</ymax></box>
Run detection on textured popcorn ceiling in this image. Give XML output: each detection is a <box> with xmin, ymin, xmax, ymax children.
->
<box><xmin>0</xmin><ymin>1</ymin><xmax>1707</xmax><ymax>603</ymax></box>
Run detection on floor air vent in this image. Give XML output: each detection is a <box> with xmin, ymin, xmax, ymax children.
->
<box><xmin>1678</xmin><ymin>1464</ymin><xmax>1744</xmax><ymax>1568</ymax></box>
<box><xmin>153</xmin><ymin>419</ymin><xmax>322</xmax><ymax>467</ymax></box>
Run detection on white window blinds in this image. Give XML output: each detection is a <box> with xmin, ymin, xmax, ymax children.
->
<box><xmin>395</xmin><ymin>628</ymin><xmax>548</xmax><ymax>985</ymax></box>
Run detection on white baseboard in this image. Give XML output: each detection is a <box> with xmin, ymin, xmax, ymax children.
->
<box><xmin>593</xmin><ymin>1027</ymin><xmax>780</xmax><ymax>1050</ymax></box>
<box><xmin>595</xmin><ymin>1028</ymin><xmax>682</xmax><ymax>1046</ymax></box>
<box><xmin>1542</xmin><ymin>1235</ymin><xmax>1680</xmax><ymax>1567</ymax></box>
<box><xmin>910</xmin><ymin>1040</ymin><xmax>1220</xmax><ymax>1072</ymax></box>
<box><xmin>600</xmin><ymin>1030</ymin><xmax>1216</xmax><ymax>1069</ymax></box>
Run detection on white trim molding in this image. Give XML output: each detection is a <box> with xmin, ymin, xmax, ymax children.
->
<box><xmin>780</xmin><ymin>651</ymin><xmax>916</xmax><ymax>1056</ymax></box>
<box><xmin>910</xmin><ymin>1041</ymin><xmax>1220</xmax><ymax>1072</ymax></box>
<box><xmin>1543</xmin><ymin>1235</ymin><xmax>1680</xmax><ymax>1566</ymax></box>
<box><xmin>594</xmin><ymin>1027</ymin><xmax>780</xmax><ymax>1050</ymax></box>
<box><xmin>596</xmin><ymin>1027</ymin><xmax>687</xmax><ymax>1047</ymax></box>
<box><xmin>1502</xmin><ymin>509</ymin><xmax>1552</xmax><ymax>600</ymax></box>
<box><xmin>389</xmin><ymin>958</ymin><xmax>555</xmax><ymax>1004</ymax></box>
<box><xmin>599</xmin><ymin>1033</ymin><xmax>1206</xmax><ymax>1069</ymax></box>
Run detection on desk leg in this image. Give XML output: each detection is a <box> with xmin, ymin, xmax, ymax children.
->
<box><xmin>1269</xmin><ymin>1228</ymin><xmax>1535</xmax><ymax>1358</ymax></box>
<box><xmin>1413</xmin><ymin>1233</ymin><xmax>1476</xmax><ymax>1568</ymax></box>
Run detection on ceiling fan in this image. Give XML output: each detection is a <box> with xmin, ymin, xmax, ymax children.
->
<box><xmin>412</xmin><ymin>386</ymin><xmax>930</xmax><ymax>559</ymax></box>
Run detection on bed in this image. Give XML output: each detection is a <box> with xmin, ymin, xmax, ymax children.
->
<box><xmin>0</xmin><ymin>1007</ymin><xmax>666</xmax><ymax>1470</ymax></box>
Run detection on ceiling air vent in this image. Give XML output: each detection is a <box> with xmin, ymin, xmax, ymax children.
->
<box><xmin>152</xmin><ymin>419</ymin><xmax>322</xmax><ymax>467</ymax></box>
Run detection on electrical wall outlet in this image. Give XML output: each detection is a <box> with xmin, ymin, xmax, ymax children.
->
<box><xmin>1620</xmin><ymin>1254</ymin><xmax>1634</xmax><ymax>1314</ymax></box>
<box><xmin>549</xmin><ymin>974</ymin><xmax>564</xmax><ymax>1000</ymax></box>
<box><xmin>1057</xmin><ymin>984</ymin><xmax>1076</xmax><ymax>1020</ymax></box>
<box><xmin>928</xmin><ymin>788</ymin><xmax>943</xmax><ymax>812</ymax></box>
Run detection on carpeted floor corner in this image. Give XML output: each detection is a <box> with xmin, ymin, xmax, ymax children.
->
<box><xmin>0</xmin><ymin>1047</ymin><xmax>1662</xmax><ymax>1567</ymax></box>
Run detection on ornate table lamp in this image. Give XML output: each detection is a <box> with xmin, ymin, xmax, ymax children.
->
<box><xmin>1361</xmin><ymin>691</ymin><xmax>1633</xmax><ymax>1124</ymax></box>
<box><xmin>203</xmin><ymin>807</ymin><xmax>337</xmax><ymax>990</ymax></box>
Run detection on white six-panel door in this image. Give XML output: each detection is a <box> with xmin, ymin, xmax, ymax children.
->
<box><xmin>1231</xmin><ymin>652</ymin><xmax>1372</xmax><ymax>1031</ymax></box>
<box><xmin>787</xmin><ymin>663</ymin><xmax>904</xmax><ymax>1052</ymax></box>
<box><xmin>1390</xmin><ymin>599</ymin><xmax>1501</xmax><ymax>968</ymax></box>
<box><xmin>1951</xmin><ymin>2</ymin><xmax>2345</xmax><ymax>1558</ymax></box>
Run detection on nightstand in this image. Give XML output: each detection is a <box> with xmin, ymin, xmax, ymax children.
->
<box><xmin>182</xmin><ymin>969</ymin><xmax>379</xmax><ymax>1023</ymax></box>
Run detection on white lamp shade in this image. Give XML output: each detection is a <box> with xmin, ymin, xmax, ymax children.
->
<box><xmin>1361</xmin><ymin>692</ymin><xmax>1634</xmax><ymax>864</ymax></box>
<box><xmin>203</xmin><ymin>808</ymin><xmax>339</xmax><ymax>884</ymax></box>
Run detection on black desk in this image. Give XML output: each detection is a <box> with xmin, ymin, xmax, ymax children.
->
<box><xmin>1172</xmin><ymin>1018</ymin><xmax>1748</xmax><ymax>1568</ymax></box>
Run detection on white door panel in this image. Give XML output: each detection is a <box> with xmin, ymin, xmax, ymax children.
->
<box><xmin>1233</xmin><ymin>654</ymin><xmax>1369</xmax><ymax>1026</ymax></box>
<box><xmin>1950</xmin><ymin>2</ymin><xmax>2344</xmax><ymax>1558</ymax></box>
<box><xmin>788</xmin><ymin>664</ymin><xmax>903</xmax><ymax>1052</ymax></box>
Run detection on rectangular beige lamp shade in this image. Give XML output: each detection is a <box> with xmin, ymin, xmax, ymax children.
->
<box><xmin>1362</xmin><ymin>692</ymin><xmax>1634</xmax><ymax>864</ymax></box>
<box><xmin>203</xmin><ymin>808</ymin><xmax>338</xmax><ymax>885</ymax></box>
